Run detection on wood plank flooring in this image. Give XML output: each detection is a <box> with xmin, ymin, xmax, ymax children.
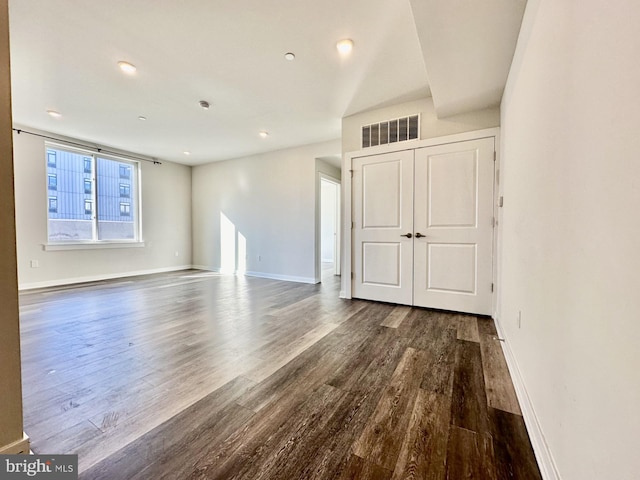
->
<box><xmin>19</xmin><ymin>266</ymin><xmax>541</xmax><ymax>479</ymax></box>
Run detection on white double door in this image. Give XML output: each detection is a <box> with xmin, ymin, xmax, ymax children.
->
<box><xmin>352</xmin><ymin>137</ymin><xmax>495</xmax><ymax>315</ymax></box>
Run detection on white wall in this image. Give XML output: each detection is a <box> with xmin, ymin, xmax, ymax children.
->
<box><xmin>192</xmin><ymin>140</ymin><xmax>340</xmax><ymax>283</ymax></box>
<box><xmin>13</xmin><ymin>129</ymin><xmax>192</xmax><ymax>289</ymax></box>
<box><xmin>499</xmin><ymin>1</ymin><xmax>640</xmax><ymax>479</ymax></box>
<box><xmin>342</xmin><ymin>97</ymin><xmax>499</xmax><ymax>154</ymax></box>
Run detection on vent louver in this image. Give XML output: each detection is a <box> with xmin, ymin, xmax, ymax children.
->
<box><xmin>362</xmin><ymin>115</ymin><xmax>419</xmax><ymax>149</ymax></box>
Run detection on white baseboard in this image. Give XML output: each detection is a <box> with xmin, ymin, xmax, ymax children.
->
<box><xmin>188</xmin><ymin>266</ymin><xmax>318</xmax><ymax>285</ymax></box>
<box><xmin>0</xmin><ymin>433</ymin><xmax>30</xmax><ymax>455</ymax></box>
<box><xmin>244</xmin><ymin>270</ymin><xmax>318</xmax><ymax>284</ymax></box>
<box><xmin>190</xmin><ymin>265</ymin><xmax>213</xmax><ymax>271</ymax></box>
<box><xmin>493</xmin><ymin>316</ymin><xmax>561</xmax><ymax>480</ymax></box>
<box><xmin>18</xmin><ymin>265</ymin><xmax>194</xmax><ymax>291</ymax></box>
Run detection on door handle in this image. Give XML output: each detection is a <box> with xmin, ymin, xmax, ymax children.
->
<box><xmin>400</xmin><ymin>233</ymin><xmax>413</xmax><ymax>238</ymax></box>
<box><xmin>415</xmin><ymin>232</ymin><xmax>425</xmax><ymax>238</ymax></box>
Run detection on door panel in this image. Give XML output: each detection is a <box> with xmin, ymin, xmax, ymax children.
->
<box><xmin>414</xmin><ymin>138</ymin><xmax>494</xmax><ymax>314</ymax></box>
<box><xmin>428</xmin><ymin>151</ymin><xmax>477</xmax><ymax>227</ymax></box>
<box><xmin>427</xmin><ymin>243</ymin><xmax>476</xmax><ymax>293</ymax></box>
<box><xmin>362</xmin><ymin>242</ymin><xmax>401</xmax><ymax>286</ymax></box>
<box><xmin>362</xmin><ymin>160</ymin><xmax>402</xmax><ymax>228</ymax></box>
<box><xmin>353</xmin><ymin>150</ymin><xmax>414</xmax><ymax>305</ymax></box>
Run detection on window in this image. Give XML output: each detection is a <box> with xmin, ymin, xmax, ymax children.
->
<box><xmin>48</xmin><ymin>174</ymin><xmax>57</xmax><ymax>190</ymax></box>
<box><xmin>47</xmin><ymin>151</ymin><xmax>56</xmax><ymax>167</ymax></box>
<box><xmin>120</xmin><ymin>203</ymin><xmax>130</xmax><ymax>216</ymax></box>
<box><xmin>45</xmin><ymin>146</ymin><xmax>140</xmax><ymax>243</ymax></box>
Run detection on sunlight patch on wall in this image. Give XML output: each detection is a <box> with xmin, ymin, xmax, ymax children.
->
<box><xmin>220</xmin><ymin>211</ymin><xmax>247</xmax><ymax>274</ymax></box>
<box><xmin>220</xmin><ymin>212</ymin><xmax>236</xmax><ymax>274</ymax></box>
<box><xmin>238</xmin><ymin>232</ymin><xmax>247</xmax><ymax>274</ymax></box>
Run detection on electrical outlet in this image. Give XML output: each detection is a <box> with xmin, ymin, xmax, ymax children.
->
<box><xmin>174</xmin><ymin>251</ymin><xmax>179</xmax><ymax>257</ymax></box>
<box><xmin>517</xmin><ymin>310</ymin><xmax>522</xmax><ymax>329</ymax></box>
<box><xmin>258</xmin><ymin>255</ymin><xmax>262</xmax><ymax>261</ymax></box>
<box><xmin>30</xmin><ymin>260</ymin><xmax>39</xmax><ymax>268</ymax></box>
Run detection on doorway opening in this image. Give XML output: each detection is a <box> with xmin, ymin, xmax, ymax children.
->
<box><xmin>320</xmin><ymin>174</ymin><xmax>340</xmax><ymax>282</ymax></box>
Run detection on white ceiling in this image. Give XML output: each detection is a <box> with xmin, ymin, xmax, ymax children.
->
<box><xmin>410</xmin><ymin>0</ymin><xmax>527</xmax><ymax>118</ymax></box>
<box><xmin>8</xmin><ymin>0</ymin><xmax>524</xmax><ymax>167</ymax></box>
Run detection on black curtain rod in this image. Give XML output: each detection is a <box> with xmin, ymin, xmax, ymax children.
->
<box><xmin>12</xmin><ymin>128</ymin><xmax>162</xmax><ymax>165</ymax></box>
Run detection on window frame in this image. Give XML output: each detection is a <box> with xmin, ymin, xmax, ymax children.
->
<box><xmin>119</xmin><ymin>202</ymin><xmax>131</xmax><ymax>216</ymax></box>
<box><xmin>45</xmin><ymin>143</ymin><xmax>143</xmax><ymax>246</ymax></box>
<box><xmin>119</xmin><ymin>164</ymin><xmax>131</xmax><ymax>179</ymax></box>
<box><xmin>119</xmin><ymin>183</ymin><xmax>131</xmax><ymax>198</ymax></box>
<box><xmin>48</xmin><ymin>197</ymin><xmax>57</xmax><ymax>213</ymax></box>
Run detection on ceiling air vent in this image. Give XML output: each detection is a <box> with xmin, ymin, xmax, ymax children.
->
<box><xmin>361</xmin><ymin>114</ymin><xmax>419</xmax><ymax>149</ymax></box>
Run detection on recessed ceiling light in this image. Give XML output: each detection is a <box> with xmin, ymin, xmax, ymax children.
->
<box><xmin>117</xmin><ymin>61</ymin><xmax>137</xmax><ymax>74</ymax></box>
<box><xmin>336</xmin><ymin>38</ymin><xmax>354</xmax><ymax>55</ymax></box>
<box><xmin>183</xmin><ymin>151</ymin><xmax>191</xmax><ymax>155</ymax></box>
<box><xmin>46</xmin><ymin>110</ymin><xmax>62</xmax><ymax>118</ymax></box>
<box><xmin>138</xmin><ymin>116</ymin><xmax>147</xmax><ymax>121</ymax></box>
<box><xmin>199</xmin><ymin>100</ymin><xmax>210</xmax><ymax>110</ymax></box>
<box><xmin>284</xmin><ymin>52</ymin><xmax>295</xmax><ymax>61</ymax></box>
<box><xmin>259</xmin><ymin>131</ymin><xmax>269</xmax><ymax>138</ymax></box>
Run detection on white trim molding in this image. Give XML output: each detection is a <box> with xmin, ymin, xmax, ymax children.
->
<box><xmin>0</xmin><ymin>433</ymin><xmax>30</xmax><ymax>455</ymax></box>
<box><xmin>43</xmin><ymin>241</ymin><xmax>145</xmax><ymax>251</ymax></box>
<box><xmin>192</xmin><ymin>266</ymin><xmax>317</xmax><ymax>285</ymax></box>
<box><xmin>494</xmin><ymin>316</ymin><xmax>561</xmax><ymax>480</ymax></box>
<box><xmin>244</xmin><ymin>270</ymin><xmax>317</xmax><ymax>284</ymax></box>
<box><xmin>18</xmin><ymin>265</ymin><xmax>193</xmax><ymax>290</ymax></box>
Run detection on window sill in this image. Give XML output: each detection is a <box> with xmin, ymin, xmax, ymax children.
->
<box><xmin>43</xmin><ymin>241</ymin><xmax>145</xmax><ymax>251</ymax></box>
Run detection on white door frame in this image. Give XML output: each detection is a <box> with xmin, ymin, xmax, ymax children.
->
<box><xmin>322</xmin><ymin>173</ymin><xmax>341</xmax><ymax>274</ymax></box>
<box><xmin>341</xmin><ymin>127</ymin><xmax>501</xmax><ymax>317</ymax></box>
<box><xmin>316</xmin><ymin>172</ymin><xmax>341</xmax><ymax>282</ymax></box>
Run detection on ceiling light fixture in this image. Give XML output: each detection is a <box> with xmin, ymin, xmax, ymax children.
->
<box><xmin>284</xmin><ymin>52</ymin><xmax>295</xmax><ymax>61</ymax></box>
<box><xmin>336</xmin><ymin>38</ymin><xmax>354</xmax><ymax>55</ymax></box>
<box><xmin>183</xmin><ymin>151</ymin><xmax>191</xmax><ymax>155</ymax></box>
<box><xmin>46</xmin><ymin>110</ymin><xmax>62</xmax><ymax>118</ymax></box>
<box><xmin>259</xmin><ymin>131</ymin><xmax>269</xmax><ymax>138</ymax></box>
<box><xmin>138</xmin><ymin>115</ymin><xmax>147</xmax><ymax>121</ymax></box>
<box><xmin>117</xmin><ymin>61</ymin><xmax>137</xmax><ymax>74</ymax></box>
<box><xmin>199</xmin><ymin>100</ymin><xmax>210</xmax><ymax>110</ymax></box>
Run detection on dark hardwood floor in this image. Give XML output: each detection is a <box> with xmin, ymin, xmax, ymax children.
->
<box><xmin>19</xmin><ymin>265</ymin><xmax>541</xmax><ymax>479</ymax></box>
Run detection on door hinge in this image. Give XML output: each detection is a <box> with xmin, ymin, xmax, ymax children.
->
<box><xmin>351</xmin><ymin>221</ymin><xmax>354</xmax><ymax>229</ymax></box>
<box><xmin>493</xmin><ymin>151</ymin><xmax>497</xmax><ymax>162</ymax></box>
<box><xmin>491</xmin><ymin>217</ymin><xmax>495</xmax><ymax>227</ymax></box>
<box><xmin>491</xmin><ymin>283</ymin><xmax>494</xmax><ymax>292</ymax></box>
<box><xmin>498</xmin><ymin>196</ymin><xmax>504</xmax><ymax>207</ymax></box>
<box><xmin>350</xmin><ymin>169</ymin><xmax>354</xmax><ymax>178</ymax></box>
<box><xmin>351</xmin><ymin>272</ymin><xmax>354</xmax><ymax>279</ymax></box>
